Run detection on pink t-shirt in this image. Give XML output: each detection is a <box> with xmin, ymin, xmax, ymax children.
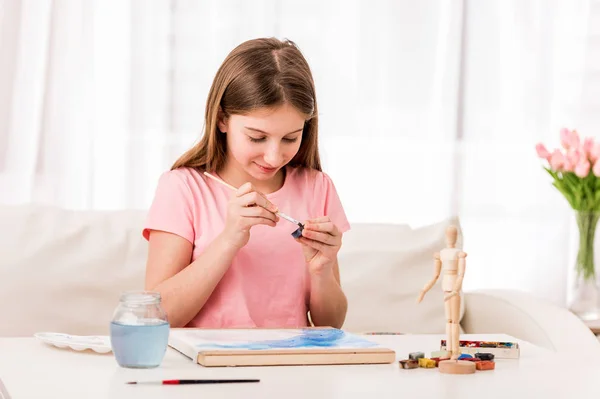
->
<box><xmin>142</xmin><ymin>166</ymin><xmax>350</xmax><ymax>328</ymax></box>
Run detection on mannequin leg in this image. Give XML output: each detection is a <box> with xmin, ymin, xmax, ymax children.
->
<box><xmin>444</xmin><ymin>292</ymin><xmax>452</xmax><ymax>355</ymax></box>
<box><xmin>450</xmin><ymin>294</ymin><xmax>461</xmax><ymax>360</ymax></box>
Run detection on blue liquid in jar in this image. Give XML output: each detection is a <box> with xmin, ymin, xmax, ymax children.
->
<box><xmin>110</xmin><ymin>320</ymin><xmax>170</xmax><ymax>368</ymax></box>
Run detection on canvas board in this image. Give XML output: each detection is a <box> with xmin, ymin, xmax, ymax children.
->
<box><xmin>168</xmin><ymin>327</ymin><xmax>396</xmax><ymax>367</ymax></box>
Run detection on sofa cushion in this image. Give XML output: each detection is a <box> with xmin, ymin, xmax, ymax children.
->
<box><xmin>0</xmin><ymin>205</ymin><xmax>148</xmax><ymax>336</ymax></box>
<box><xmin>0</xmin><ymin>204</ymin><xmax>464</xmax><ymax>337</ymax></box>
<box><xmin>338</xmin><ymin>217</ymin><xmax>465</xmax><ymax>334</ymax></box>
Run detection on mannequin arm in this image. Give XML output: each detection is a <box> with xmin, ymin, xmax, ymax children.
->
<box><xmin>417</xmin><ymin>252</ymin><xmax>442</xmax><ymax>303</ymax></box>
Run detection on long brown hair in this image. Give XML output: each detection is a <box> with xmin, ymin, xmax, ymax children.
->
<box><xmin>171</xmin><ymin>38</ymin><xmax>321</xmax><ymax>172</ymax></box>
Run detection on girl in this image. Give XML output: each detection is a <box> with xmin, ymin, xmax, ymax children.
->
<box><xmin>143</xmin><ymin>37</ymin><xmax>350</xmax><ymax>329</ymax></box>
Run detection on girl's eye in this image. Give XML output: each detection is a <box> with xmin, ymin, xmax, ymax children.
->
<box><xmin>248</xmin><ymin>136</ymin><xmax>298</xmax><ymax>143</ymax></box>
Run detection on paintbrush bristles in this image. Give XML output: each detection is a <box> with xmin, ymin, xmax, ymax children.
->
<box><xmin>277</xmin><ymin>212</ymin><xmax>302</xmax><ymax>226</ymax></box>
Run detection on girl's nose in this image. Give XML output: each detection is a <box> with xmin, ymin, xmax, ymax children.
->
<box><xmin>264</xmin><ymin>145</ymin><xmax>283</xmax><ymax>166</ymax></box>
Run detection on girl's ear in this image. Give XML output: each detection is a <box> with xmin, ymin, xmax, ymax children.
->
<box><xmin>217</xmin><ymin>107</ymin><xmax>228</xmax><ymax>133</ymax></box>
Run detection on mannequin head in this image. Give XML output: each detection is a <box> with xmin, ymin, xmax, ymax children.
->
<box><xmin>445</xmin><ymin>226</ymin><xmax>458</xmax><ymax>248</ymax></box>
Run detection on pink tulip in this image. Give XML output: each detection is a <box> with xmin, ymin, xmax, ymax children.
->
<box><xmin>549</xmin><ymin>149</ymin><xmax>565</xmax><ymax>171</ymax></box>
<box><xmin>560</xmin><ymin>128</ymin><xmax>582</xmax><ymax>150</ymax></box>
<box><xmin>570</xmin><ymin>129</ymin><xmax>581</xmax><ymax>149</ymax></box>
<box><xmin>593</xmin><ymin>160</ymin><xmax>600</xmax><ymax>177</ymax></box>
<box><xmin>535</xmin><ymin>143</ymin><xmax>551</xmax><ymax>160</ymax></box>
<box><xmin>575</xmin><ymin>160</ymin><xmax>590</xmax><ymax>177</ymax></box>
<box><xmin>566</xmin><ymin>148</ymin><xmax>581</xmax><ymax>165</ymax></box>
<box><xmin>583</xmin><ymin>137</ymin><xmax>595</xmax><ymax>156</ymax></box>
<box><xmin>563</xmin><ymin>159</ymin><xmax>575</xmax><ymax>172</ymax></box>
<box><xmin>560</xmin><ymin>128</ymin><xmax>572</xmax><ymax>149</ymax></box>
<box><xmin>590</xmin><ymin>143</ymin><xmax>600</xmax><ymax>163</ymax></box>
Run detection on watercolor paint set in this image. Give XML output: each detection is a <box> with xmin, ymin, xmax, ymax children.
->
<box><xmin>440</xmin><ymin>340</ymin><xmax>520</xmax><ymax>359</ymax></box>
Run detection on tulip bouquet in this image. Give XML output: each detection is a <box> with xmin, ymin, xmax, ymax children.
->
<box><xmin>536</xmin><ymin>128</ymin><xmax>600</xmax><ymax>281</ymax></box>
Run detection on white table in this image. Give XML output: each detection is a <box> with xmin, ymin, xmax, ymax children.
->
<box><xmin>1</xmin><ymin>333</ymin><xmax>599</xmax><ymax>398</ymax></box>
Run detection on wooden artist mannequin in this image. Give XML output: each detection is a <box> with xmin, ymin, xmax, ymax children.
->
<box><xmin>416</xmin><ymin>225</ymin><xmax>475</xmax><ymax>374</ymax></box>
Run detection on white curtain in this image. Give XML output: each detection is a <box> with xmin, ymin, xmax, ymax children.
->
<box><xmin>459</xmin><ymin>0</ymin><xmax>597</xmax><ymax>306</ymax></box>
<box><xmin>1</xmin><ymin>0</ymin><xmax>598</xmax><ymax>306</ymax></box>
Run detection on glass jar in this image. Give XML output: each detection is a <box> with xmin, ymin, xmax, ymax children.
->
<box><xmin>109</xmin><ymin>291</ymin><xmax>170</xmax><ymax>368</ymax></box>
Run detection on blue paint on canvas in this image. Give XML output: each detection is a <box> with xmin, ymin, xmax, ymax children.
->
<box><xmin>193</xmin><ymin>328</ymin><xmax>379</xmax><ymax>351</ymax></box>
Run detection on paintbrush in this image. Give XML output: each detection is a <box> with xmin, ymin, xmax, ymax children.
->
<box><xmin>127</xmin><ymin>379</ymin><xmax>260</xmax><ymax>385</ymax></box>
<box><xmin>203</xmin><ymin>171</ymin><xmax>304</xmax><ymax>238</ymax></box>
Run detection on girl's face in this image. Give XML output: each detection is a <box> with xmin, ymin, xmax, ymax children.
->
<box><xmin>219</xmin><ymin>103</ymin><xmax>305</xmax><ymax>182</ymax></box>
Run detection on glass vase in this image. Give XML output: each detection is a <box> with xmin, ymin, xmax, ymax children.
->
<box><xmin>568</xmin><ymin>211</ymin><xmax>600</xmax><ymax>321</ymax></box>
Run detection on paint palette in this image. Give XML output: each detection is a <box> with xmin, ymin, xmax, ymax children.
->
<box><xmin>34</xmin><ymin>332</ymin><xmax>112</xmax><ymax>353</ymax></box>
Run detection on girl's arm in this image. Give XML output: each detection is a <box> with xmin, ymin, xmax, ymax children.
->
<box><xmin>308</xmin><ymin>259</ymin><xmax>348</xmax><ymax>328</ymax></box>
<box><xmin>296</xmin><ymin>217</ymin><xmax>348</xmax><ymax>328</ymax></box>
<box><xmin>145</xmin><ymin>230</ymin><xmax>239</xmax><ymax>328</ymax></box>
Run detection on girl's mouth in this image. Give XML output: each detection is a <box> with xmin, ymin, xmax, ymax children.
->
<box><xmin>255</xmin><ymin>163</ymin><xmax>277</xmax><ymax>173</ymax></box>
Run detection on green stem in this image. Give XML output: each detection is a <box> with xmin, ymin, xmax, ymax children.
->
<box><xmin>576</xmin><ymin>211</ymin><xmax>599</xmax><ymax>281</ymax></box>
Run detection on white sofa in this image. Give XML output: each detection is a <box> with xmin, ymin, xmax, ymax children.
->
<box><xmin>0</xmin><ymin>204</ymin><xmax>598</xmax><ymax>355</ymax></box>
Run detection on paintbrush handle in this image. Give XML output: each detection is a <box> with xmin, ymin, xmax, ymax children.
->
<box><xmin>203</xmin><ymin>172</ymin><xmax>303</xmax><ymax>227</ymax></box>
<box><xmin>127</xmin><ymin>379</ymin><xmax>260</xmax><ymax>385</ymax></box>
<box><xmin>203</xmin><ymin>172</ymin><xmax>237</xmax><ymax>191</ymax></box>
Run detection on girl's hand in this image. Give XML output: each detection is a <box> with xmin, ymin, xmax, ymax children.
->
<box><xmin>220</xmin><ymin>182</ymin><xmax>279</xmax><ymax>250</ymax></box>
<box><xmin>296</xmin><ymin>216</ymin><xmax>342</xmax><ymax>275</ymax></box>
